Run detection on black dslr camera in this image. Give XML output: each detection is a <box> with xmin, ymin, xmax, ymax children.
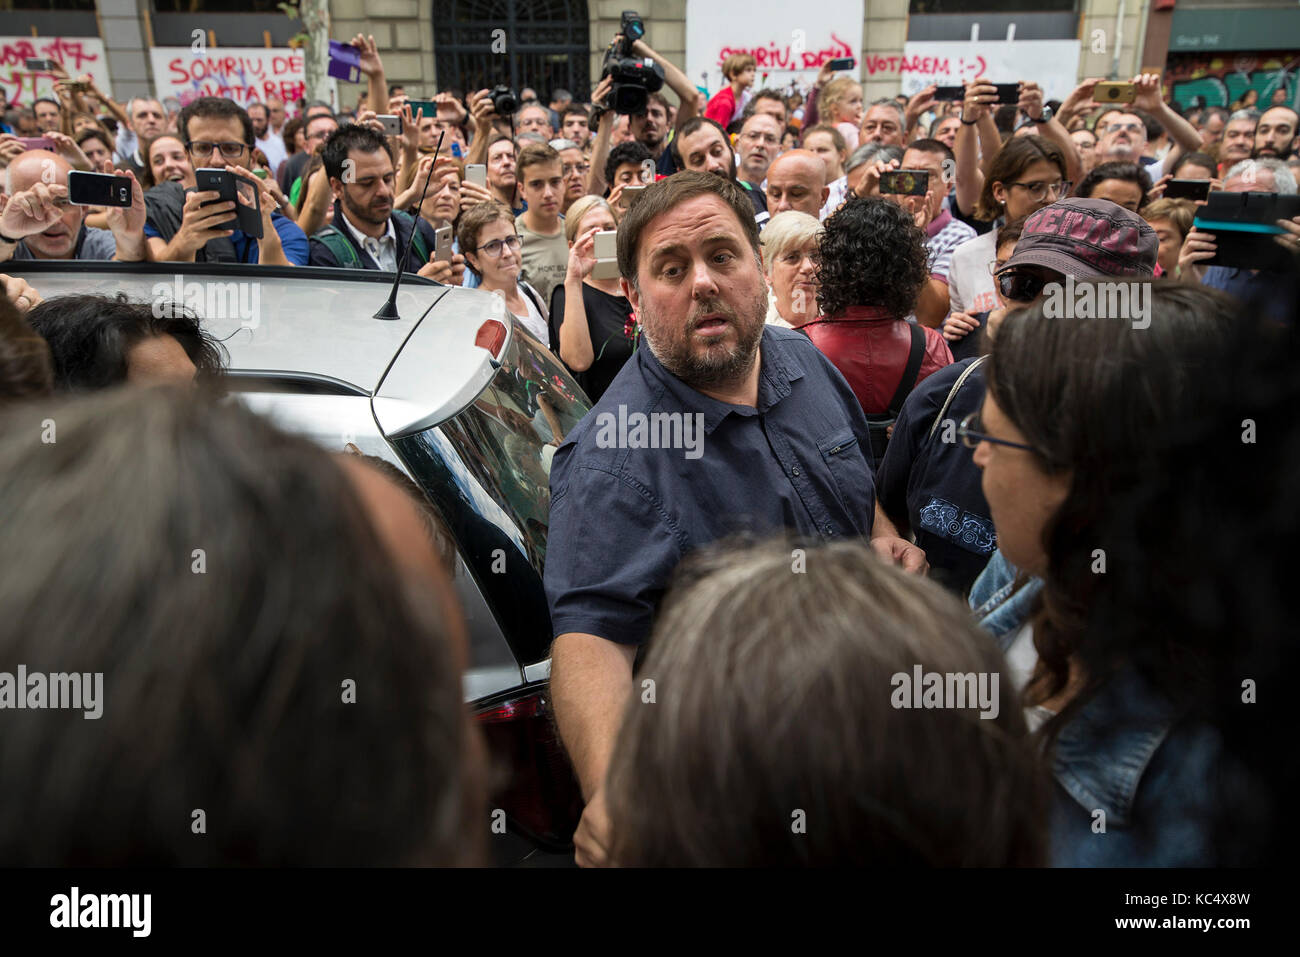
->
<box><xmin>600</xmin><ymin>10</ymin><xmax>664</xmax><ymax>115</ymax></box>
<box><xmin>489</xmin><ymin>84</ymin><xmax>518</xmax><ymax>116</ymax></box>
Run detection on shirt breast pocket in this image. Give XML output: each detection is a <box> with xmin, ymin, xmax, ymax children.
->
<box><xmin>817</xmin><ymin>431</ymin><xmax>875</xmax><ymax>528</ymax></box>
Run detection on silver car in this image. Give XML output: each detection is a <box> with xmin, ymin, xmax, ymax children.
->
<box><xmin>14</xmin><ymin>261</ymin><xmax>590</xmax><ymax>865</ymax></box>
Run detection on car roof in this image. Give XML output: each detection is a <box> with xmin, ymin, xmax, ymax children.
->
<box><xmin>12</xmin><ymin>263</ymin><xmax>452</xmax><ymax>394</ymax></box>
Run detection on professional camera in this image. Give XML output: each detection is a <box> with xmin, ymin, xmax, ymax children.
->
<box><xmin>489</xmin><ymin>84</ymin><xmax>518</xmax><ymax>116</ymax></box>
<box><xmin>600</xmin><ymin>10</ymin><xmax>664</xmax><ymax>115</ymax></box>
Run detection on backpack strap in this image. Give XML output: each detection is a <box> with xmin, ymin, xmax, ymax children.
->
<box><xmin>928</xmin><ymin>355</ymin><xmax>989</xmax><ymax>441</ymax></box>
<box><xmin>886</xmin><ymin>323</ymin><xmax>927</xmax><ymax>416</ymax></box>
<box><xmin>313</xmin><ymin>224</ymin><xmax>362</xmax><ymax>269</ymax></box>
<box><xmin>392</xmin><ymin>210</ymin><xmax>431</xmax><ymax>265</ymax></box>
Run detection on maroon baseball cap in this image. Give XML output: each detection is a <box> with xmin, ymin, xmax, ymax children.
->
<box><xmin>997</xmin><ymin>198</ymin><xmax>1158</xmax><ymax>279</ymax></box>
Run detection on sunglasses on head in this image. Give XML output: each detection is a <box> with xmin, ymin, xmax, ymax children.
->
<box><xmin>996</xmin><ymin>267</ymin><xmax>1060</xmax><ymax>303</ymax></box>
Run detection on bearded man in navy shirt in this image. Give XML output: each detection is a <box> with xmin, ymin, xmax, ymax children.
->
<box><xmin>544</xmin><ymin>171</ymin><xmax>927</xmax><ymax>867</ymax></box>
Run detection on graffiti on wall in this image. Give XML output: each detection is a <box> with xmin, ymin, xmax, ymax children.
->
<box><xmin>0</xmin><ymin>36</ymin><xmax>113</xmax><ymax>105</ymax></box>
<box><xmin>1167</xmin><ymin>52</ymin><xmax>1300</xmax><ymax>111</ymax></box>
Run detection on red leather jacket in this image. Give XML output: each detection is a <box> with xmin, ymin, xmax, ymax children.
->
<box><xmin>800</xmin><ymin>306</ymin><xmax>954</xmax><ymax>415</ymax></box>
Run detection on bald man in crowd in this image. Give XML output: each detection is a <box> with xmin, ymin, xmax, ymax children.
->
<box><xmin>0</xmin><ymin>150</ymin><xmax>146</xmax><ymax>263</ymax></box>
<box><xmin>765</xmin><ymin>149</ymin><xmax>830</xmax><ymax>219</ymax></box>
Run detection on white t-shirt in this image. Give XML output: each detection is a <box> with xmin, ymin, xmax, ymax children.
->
<box><xmin>511</xmin><ymin>286</ymin><xmax>551</xmax><ymax>344</ymax></box>
<box><xmin>946</xmin><ymin>230</ymin><xmax>1000</xmax><ymax>316</ymax></box>
<box><xmin>256</xmin><ymin>132</ymin><xmax>288</xmax><ymax>176</ymax></box>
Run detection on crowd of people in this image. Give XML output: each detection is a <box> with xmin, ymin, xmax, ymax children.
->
<box><xmin>0</xmin><ymin>31</ymin><xmax>1296</xmax><ymax>868</ymax></box>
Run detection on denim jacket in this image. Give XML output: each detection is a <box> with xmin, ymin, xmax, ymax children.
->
<box><xmin>970</xmin><ymin>550</ymin><xmax>1228</xmax><ymax>866</ymax></box>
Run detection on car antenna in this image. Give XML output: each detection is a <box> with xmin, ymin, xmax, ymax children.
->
<box><xmin>374</xmin><ymin>129</ymin><xmax>445</xmax><ymax>320</ymax></box>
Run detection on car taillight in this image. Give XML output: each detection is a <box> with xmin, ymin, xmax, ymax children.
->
<box><xmin>474</xmin><ymin>687</ymin><xmax>583</xmax><ymax>850</ymax></box>
<box><xmin>474</xmin><ymin>319</ymin><xmax>507</xmax><ymax>360</ymax></box>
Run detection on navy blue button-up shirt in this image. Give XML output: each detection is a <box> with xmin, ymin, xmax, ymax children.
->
<box><xmin>544</xmin><ymin>324</ymin><xmax>877</xmax><ymax>646</ymax></box>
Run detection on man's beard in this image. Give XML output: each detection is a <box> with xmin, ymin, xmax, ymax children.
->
<box><xmin>637</xmin><ymin>276</ymin><xmax>768</xmax><ymax>392</ymax></box>
<box><xmin>343</xmin><ymin>189</ymin><xmax>392</xmax><ymax>228</ymax></box>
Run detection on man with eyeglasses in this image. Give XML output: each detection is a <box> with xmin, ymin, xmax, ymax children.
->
<box><xmin>735</xmin><ymin>112</ymin><xmax>782</xmax><ymax>226</ymax></box>
<box><xmin>144</xmin><ymin>97</ymin><xmax>308</xmax><ymax>265</ymax></box>
<box><xmin>552</xmin><ymin>138</ymin><xmax>589</xmax><ymax>215</ymax></box>
<box><xmin>875</xmin><ymin>197</ymin><xmax>1156</xmax><ymax>595</ymax></box>
<box><xmin>1074</xmin><ymin>75</ymin><xmax>1201</xmax><ymax>182</ymax></box>
<box><xmin>307</xmin><ymin>124</ymin><xmax>444</xmax><ymax>276</ymax></box>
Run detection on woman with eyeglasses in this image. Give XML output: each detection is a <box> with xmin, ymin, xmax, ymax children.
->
<box><xmin>946</xmin><ymin>136</ymin><xmax>1070</xmax><ymax>319</ymax></box>
<box><xmin>761</xmin><ymin>211</ymin><xmax>824</xmax><ymax>329</ymax></box>
<box><xmin>456</xmin><ymin>200</ymin><xmax>549</xmax><ymax>343</ymax></box>
<box><xmin>551</xmin><ymin>139</ymin><xmax>590</xmax><ymax>216</ymax></box>
<box><xmin>965</xmin><ymin>282</ymin><xmax>1272</xmax><ymax>865</ymax></box>
<box><xmin>548</xmin><ymin>196</ymin><xmax>634</xmax><ymax>402</ymax></box>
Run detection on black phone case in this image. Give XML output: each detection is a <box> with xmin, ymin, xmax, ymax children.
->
<box><xmin>1194</xmin><ymin>191</ymin><xmax>1300</xmax><ymax>272</ymax></box>
<box><xmin>68</xmin><ymin>172</ymin><xmax>132</xmax><ymax>208</ymax></box>
<box><xmin>196</xmin><ymin>169</ymin><xmax>263</xmax><ymax>240</ymax></box>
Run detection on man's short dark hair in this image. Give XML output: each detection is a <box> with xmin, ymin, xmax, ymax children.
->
<box><xmin>906</xmin><ymin>137</ymin><xmax>955</xmax><ymax>166</ymax></box>
<box><xmin>247</xmin><ymin>102</ymin><xmax>268</xmax><ymax>117</ymax></box>
<box><xmin>388</xmin><ymin>83</ymin><xmax>405</xmax><ymax>95</ymax></box>
<box><xmin>178</xmin><ymin>96</ymin><xmax>254</xmax><ymax>147</ymax></box>
<box><xmin>741</xmin><ymin>88</ymin><xmax>787</xmax><ymax>123</ymax></box>
<box><xmin>605</xmin><ymin>140</ymin><xmax>654</xmax><ymax>190</ymax></box>
<box><xmin>616</xmin><ymin>170</ymin><xmax>760</xmax><ymax>285</ymax></box>
<box><xmin>25</xmin><ymin>293</ymin><xmax>226</xmax><ymax>392</ymax></box>
<box><xmin>322</xmin><ymin>123</ymin><xmax>394</xmax><ymax>182</ymax></box>
<box><xmin>561</xmin><ymin>103</ymin><xmax>589</xmax><ymax>125</ymax></box>
<box><xmin>1076</xmin><ymin>160</ymin><xmax>1153</xmax><ymax>206</ymax></box>
<box><xmin>671</xmin><ymin>116</ymin><xmax>730</xmax><ymax>171</ymax></box>
<box><xmin>33</xmin><ymin>97</ymin><xmax>60</xmax><ymax>111</ymax></box>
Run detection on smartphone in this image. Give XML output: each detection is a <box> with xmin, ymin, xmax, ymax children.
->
<box><xmin>1193</xmin><ymin>191</ymin><xmax>1300</xmax><ymax>272</ymax></box>
<box><xmin>621</xmin><ymin>184</ymin><xmax>646</xmax><ymax>205</ymax></box>
<box><xmin>451</xmin><ymin>142</ymin><xmax>463</xmax><ymax>159</ymax></box>
<box><xmin>592</xmin><ymin>229</ymin><xmax>620</xmax><ymax>280</ymax></box>
<box><xmin>405</xmin><ymin>99</ymin><xmax>439</xmax><ymax>120</ymax></box>
<box><xmin>993</xmin><ymin>83</ymin><xmax>1021</xmax><ymax>105</ymax></box>
<box><xmin>194</xmin><ymin>167</ymin><xmax>263</xmax><ymax>240</ymax></box>
<box><xmin>933</xmin><ymin>85</ymin><xmax>965</xmax><ymax>102</ymax></box>
<box><xmin>17</xmin><ymin>137</ymin><xmax>55</xmax><ymax>151</ymax></box>
<box><xmin>24</xmin><ymin>58</ymin><xmax>57</xmax><ymax>72</ymax></box>
<box><xmin>1095</xmin><ymin>81</ymin><xmax>1137</xmax><ymax>104</ymax></box>
<box><xmin>1164</xmin><ymin>178</ymin><xmax>1212</xmax><ymax>202</ymax></box>
<box><xmin>825</xmin><ymin>57</ymin><xmax>856</xmax><ymax>72</ymax></box>
<box><xmin>376</xmin><ymin>114</ymin><xmax>403</xmax><ymax>136</ymax></box>
<box><xmin>593</xmin><ymin>229</ymin><xmax>617</xmax><ymax>260</ymax></box>
<box><xmin>879</xmin><ymin>169</ymin><xmax>929</xmax><ymax>196</ymax></box>
<box><xmin>66</xmin><ymin>80</ymin><xmax>90</xmax><ymax>94</ymax></box>
<box><xmin>68</xmin><ymin>170</ymin><xmax>133</xmax><ymax>208</ymax></box>
<box><xmin>465</xmin><ymin>164</ymin><xmax>487</xmax><ymax>188</ymax></box>
<box><xmin>432</xmin><ymin>225</ymin><xmax>454</xmax><ymax>263</ymax></box>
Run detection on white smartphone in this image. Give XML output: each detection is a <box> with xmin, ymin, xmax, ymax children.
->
<box><xmin>593</xmin><ymin>229</ymin><xmax>617</xmax><ymax>260</ymax></box>
<box><xmin>433</xmin><ymin>225</ymin><xmax>454</xmax><ymax>263</ymax></box>
<box><xmin>465</xmin><ymin>164</ymin><xmax>488</xmax><ymax>188</ymax></box>
<box><xmin>620</xmin><ymin>184</ymin><xmax>646</xmax><ymax>205</ymax></box>
<box><xmin>376</xmin><ymin>114</ymin><xmax>402</xmax><ymax>136</ymax></box>
<box><xmin>591</xmin><ymin>229</ymin><xmax>619</xmax><ymax>280</ymax></box>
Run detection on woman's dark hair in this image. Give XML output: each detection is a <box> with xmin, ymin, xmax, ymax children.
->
<box><xmin>985</xmin><ymin>281</ymin><xmax>1237</xmax><ymax>729</ymax></box>
<box><xmin>282</xmin><ymin>115</ymin><xmax>304</xmax><ymax>156</ymax></box>
<box><xmin>1171</xmin><ymin>150</ymin><xmax>1217</xmax><ymax>177</ymax></box>
<box><xmin>817</xmin><ymin>196</ymin><xmax>930</xmax><ymax>319</ymax></box>
<box><xmin>25</xmin><ymin>293</ymin><xmax>226</xmax><ymax>392</ymax></box>
<box><xmin>0</xmin><ymin>294</ymin><xmax>52</xmax><ymax>401</ymax></box>
<box><xmin>0</xmin><ymin>386</ymin><xmax>478</xmax><ymax>864</ymax></box>
<box><xmin>1076</xmin><ymin>160</ymin><xmax>1153</xmax><ymax>206</ymax></box>
<box><xmin>139</xmin><ymin>133</ymin><xmax>188</xmax><ymax>190</ymax></box>
<box><xmin>74</xmin><ymin>127</ymin><xmax>112</xmax><ymax>160</ymax></box>
<box><xmin>606</xmin><ymin>538</ymin><xmax>1047</xmax><ymax>866</ymax></box>
<box><xmin>975</xmin><ymin>135</ymin><xmax>1068</xmax><ymax>220</ymax></box>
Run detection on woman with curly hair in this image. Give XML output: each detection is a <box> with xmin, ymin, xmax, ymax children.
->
<box><xmin>801</xmin><ymin>196</ymin><xmax>952</xmax><ymax>463</ymax></box>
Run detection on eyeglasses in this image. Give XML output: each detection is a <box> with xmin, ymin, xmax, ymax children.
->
<box><xmin>186</xmin><ymin>140</ymin><xmax>249</xmax><ymax>159</ymax></box>
<box><xmin>472</xmin><ymin>234</ymin><xmax>522</xmax><ymax>257</ymax></box>
<box><xmin>1102</xmin><ymin>122</ymin><xmax>1143</xmax><ymax>135</ymax></box>
<box><xmin>1007</xmin><ymin>179</ymin><xmax>1070</xmax><ymax>202</ymax></box>
<box><xmin>995</xmin><ymin>267</ymin><xmax>1058</xmax><ymax>302</ymax></box>
<box><xmin>562</xmin><ymin>163</ymin><xmax>590</xmax><ymax>177</ymax></box>
<box><xmin>986</xmin><ymin>258</ymin><xmax>1012</xmax><ymax>275</ymax></box>
<box><xmin>957</xmin><ymin>412</ymin><xmax>1036</xmax><ymax>452</ymax></box>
